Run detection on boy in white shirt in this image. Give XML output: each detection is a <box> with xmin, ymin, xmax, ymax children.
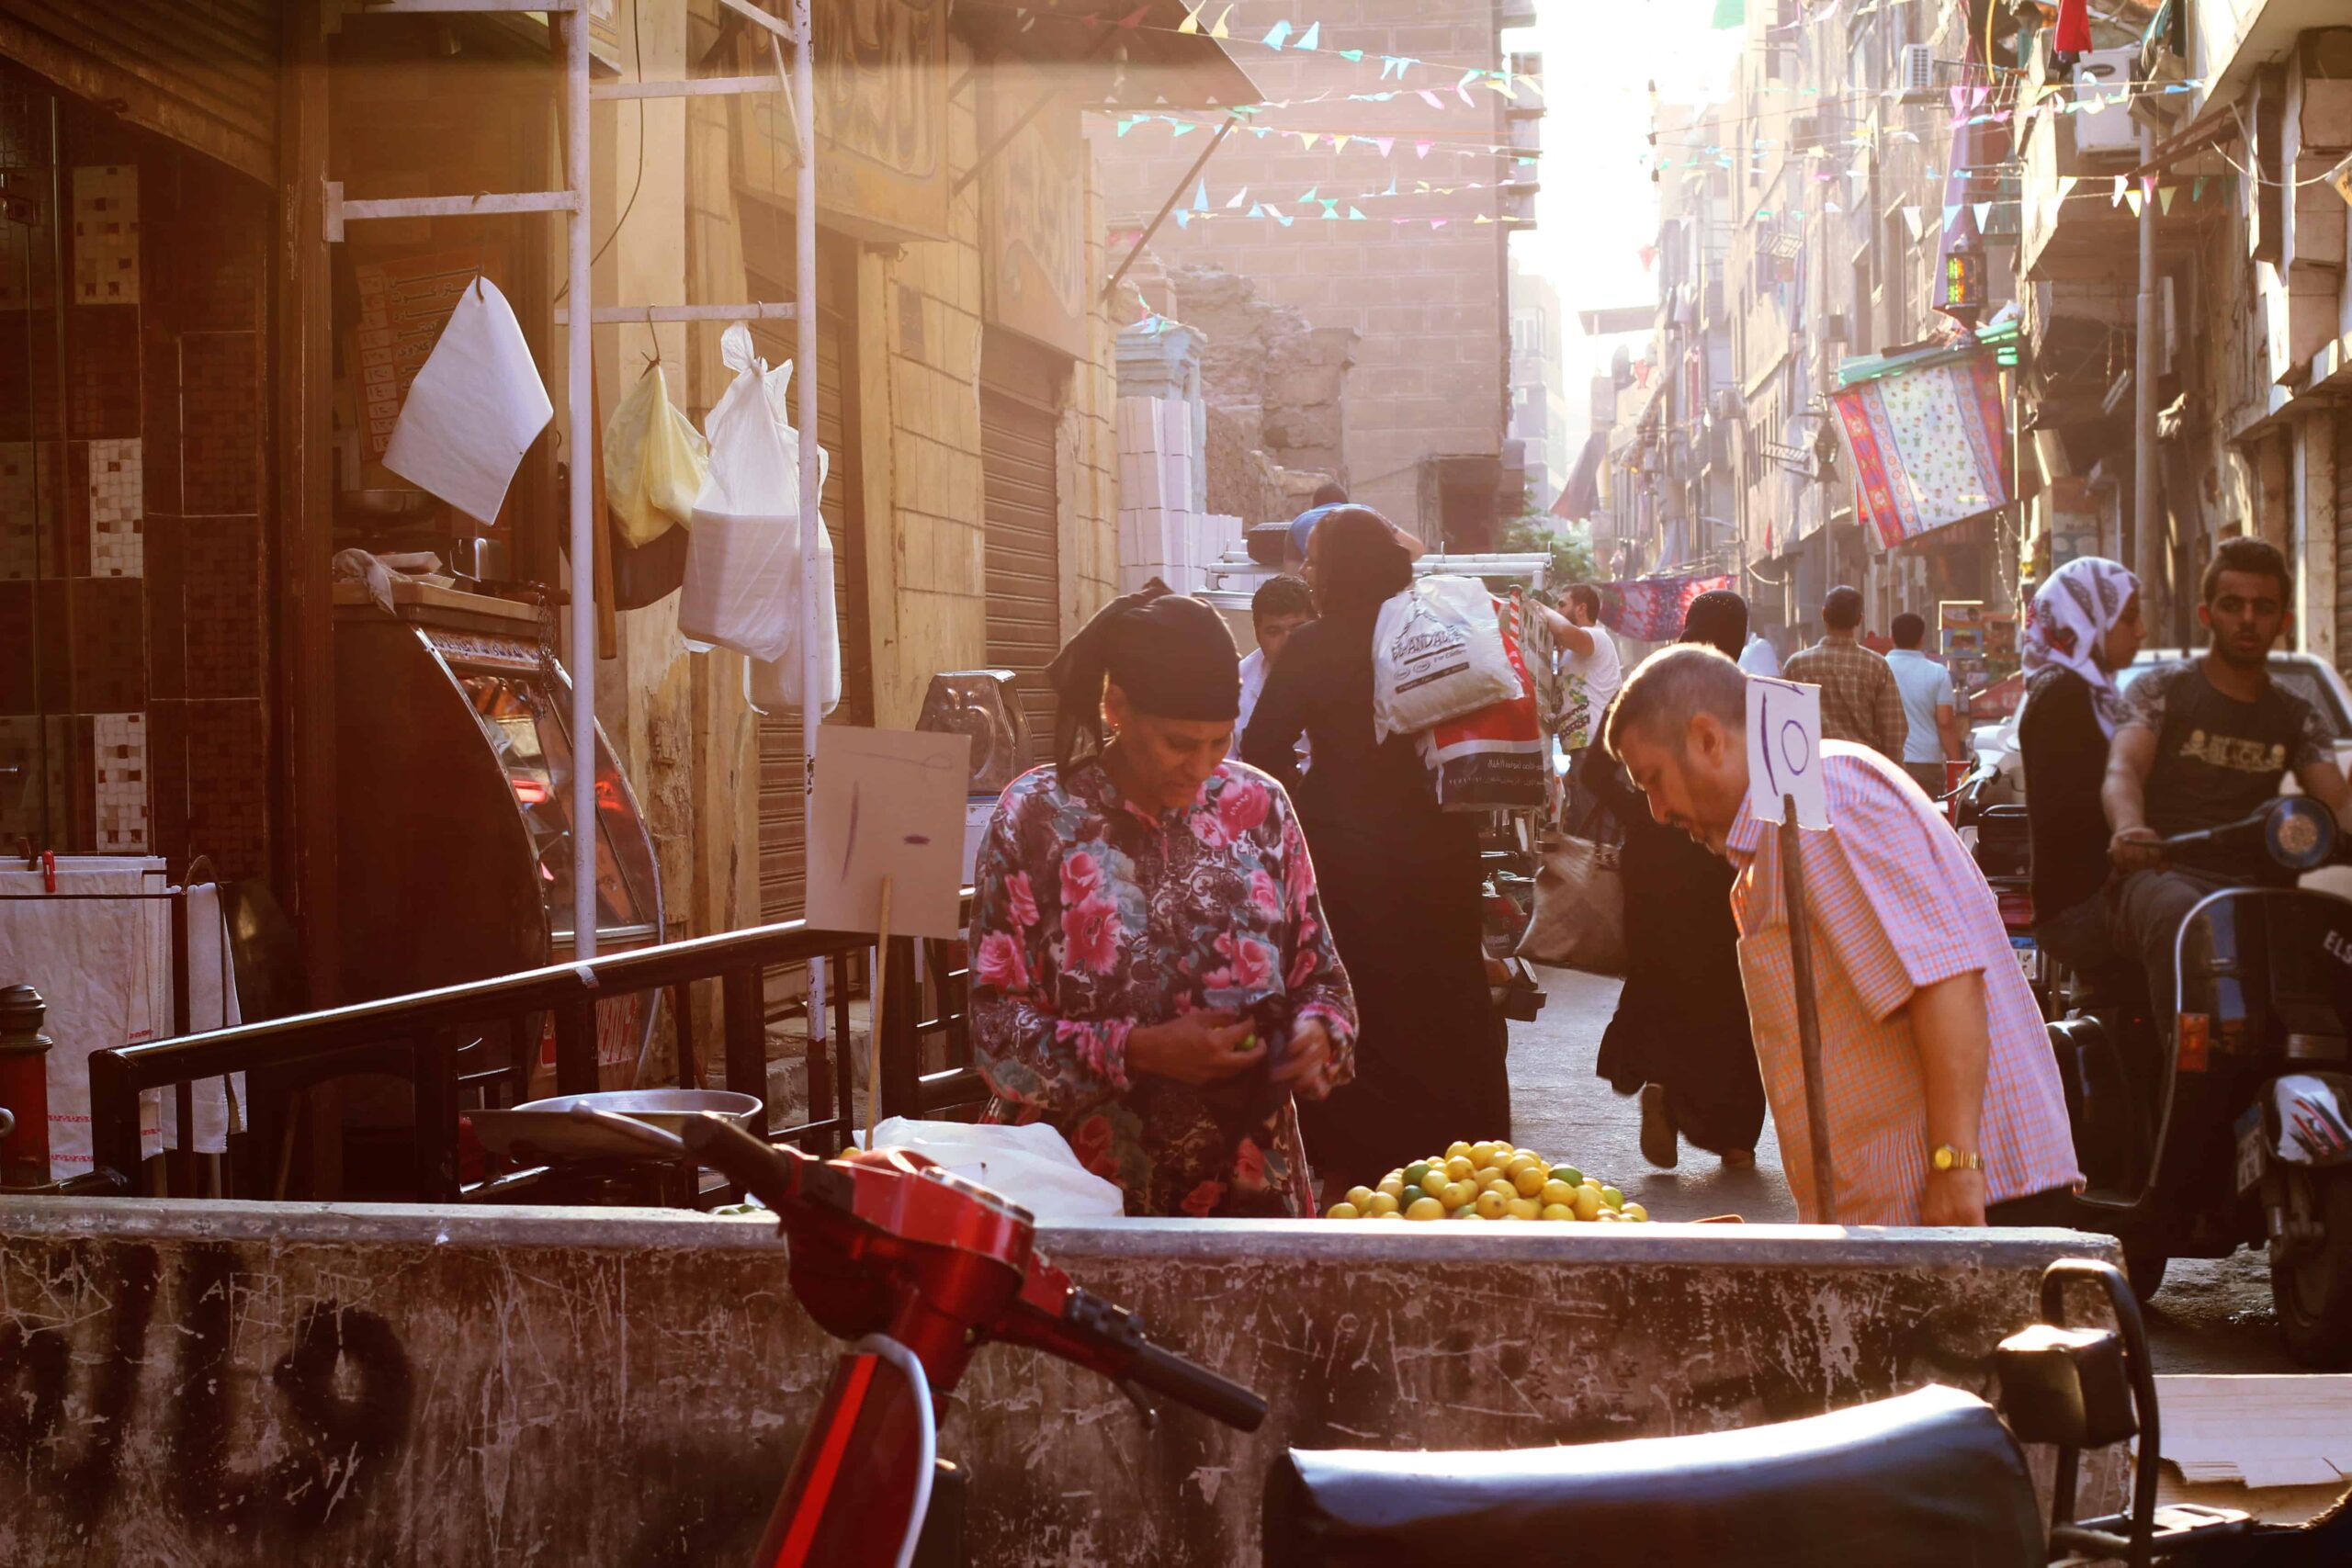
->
<box><xmin>1233</xmin><ymin>574</ymin><xmax>1317</xmax><ymax>757</ymax></box>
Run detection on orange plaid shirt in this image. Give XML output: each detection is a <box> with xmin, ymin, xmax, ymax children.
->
<box><xmin>1724</xmin><ymin>744</ymin><xmax>2079</xmax><ymax>1224</ymax></box>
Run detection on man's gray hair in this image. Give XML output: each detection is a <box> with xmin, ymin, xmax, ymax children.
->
<box><xmin>1603</xmin><ymin>644</ymin><xmax>1747</xmax><ymax>761</ymax></box>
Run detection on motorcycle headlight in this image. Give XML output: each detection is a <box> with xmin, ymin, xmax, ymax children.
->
<box><xmin>2267</xmin><ymin>796</ymin><xmax>2337</xmax><ymax>873</ymax></box>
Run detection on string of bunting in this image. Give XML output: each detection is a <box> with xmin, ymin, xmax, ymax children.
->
<box><xmin>1649</xmin><ymin>78</ymin><xmax>2208</xmax><ymax>166</ymax></box>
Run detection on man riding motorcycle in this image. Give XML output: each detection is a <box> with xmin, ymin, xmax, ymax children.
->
<box><xmin>2103</xmin><ymin>536</ymin><xmax>2352</xmax><ymax>1035</ymax></box>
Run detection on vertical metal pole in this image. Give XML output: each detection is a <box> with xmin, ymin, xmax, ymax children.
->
<box><xmin>1781</xmin><ymin>799</ymin><xmax>1838</xmax><ymax>1224</ymax></box>
<box><xmin>2132</xmin><ymin>121</ymin><xmax>2161</xmax><ymax>637</ymax></box>
<box><xmin>566</xmin><ymin>8</ymin><xmax>599</xmax><ymax>961</ymax></box>
<box><xmin>795</xmin><ymin>0</ymin><xmax>826</xmax><ymax>1050</ymax></box>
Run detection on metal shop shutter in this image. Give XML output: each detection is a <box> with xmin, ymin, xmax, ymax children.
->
<box><xmin>981</xmin><ymin>385</ymin><xmax>1061</xmax><ymax>765</ymax></box>
<box><xmin>0</xmin><ymin>1</ymin><xmax>278</xmax><ymax>185</ymax></box>
<box><xmin>2338</xmin><ymin>409</ymin><xmax>2352</xmax><ymax>675</ymax></box>
<box><xmin>748</xmin><ymin>250</ymin><xmax>872</xmax><ymax>928</ymax></box>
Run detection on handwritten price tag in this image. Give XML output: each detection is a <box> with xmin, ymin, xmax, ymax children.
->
<box><xmin>1747</xmin><ymin>676</ymin><xmax>1830</xmax><ymax>829</ymax></box>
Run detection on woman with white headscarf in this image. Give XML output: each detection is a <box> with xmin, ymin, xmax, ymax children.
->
<box><xmin>2018</xmin><ymin>557</ymin><xmax>2145</xmax><ymax>974</ymax></box>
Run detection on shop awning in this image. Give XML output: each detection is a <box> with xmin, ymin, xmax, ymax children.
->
<box><xmin>956</xmin><ymin>0</ymin><xmax>1259</xmax><ymax>109</ymax></box>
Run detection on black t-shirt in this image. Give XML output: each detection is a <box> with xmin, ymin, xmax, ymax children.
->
<box><xmin>2122</xmin><ymin>660</ymin><xmax>2332</xmax><ymax>881</ymax></box>
<box><xmin>2018</xmin><ymin>667</ymin><xmax>2113</xmax><ymax>914</ymax></box>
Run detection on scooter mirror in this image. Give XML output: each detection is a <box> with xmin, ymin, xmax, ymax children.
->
<box><xmin>2265</xmin><ymin>795</ymin><xmax>2336</xmax><ymax>873</ymax></box>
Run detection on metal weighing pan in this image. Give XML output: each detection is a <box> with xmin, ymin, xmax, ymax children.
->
<box><xmin>469</xmin><ymin>1089</ymin><xmax>763</xmax><ymax>1163</ymax></box>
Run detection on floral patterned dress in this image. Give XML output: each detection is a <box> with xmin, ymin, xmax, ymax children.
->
<box><xmin>968</xmin><ymin>758</ymin><xmax>1358</xmax><ymax>1216</ymax></box>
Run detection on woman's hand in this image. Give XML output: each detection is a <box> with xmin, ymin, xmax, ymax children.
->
<box><xmin>1271</xmin><ymin>1019</ymin><xmax>1340</xmax><ymax>1100</ymax></box>
<box><xmin>1127</xmin><ymin>1010</ymin><xmax>1264</xmax><ymax>1085</ymax></box>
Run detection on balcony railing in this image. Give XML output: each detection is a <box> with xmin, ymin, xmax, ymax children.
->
<box><xmin>68</xmin><ymin>897</ymin><xmax>982</xmax><ymax>1202</ymax></box>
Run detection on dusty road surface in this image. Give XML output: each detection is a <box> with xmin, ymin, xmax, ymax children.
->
<box><xmin>1509</xmin><ymin>965</ymin><xmax>2292</xmax><ymax>1374</ymax></box>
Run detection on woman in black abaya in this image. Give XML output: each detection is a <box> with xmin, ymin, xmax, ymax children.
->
<box><xmin>1589</xmin><ymin>589</ymin><xmax>1766</xmax><ymax>1168</ymax></box>
<box><xmin>1241</xmin><ymin>508</ymin><xmax>1509</xmax><ymax>1190</ymax></box>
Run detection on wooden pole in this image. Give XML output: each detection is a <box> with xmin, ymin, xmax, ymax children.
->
<box><xmin>1781</xmin><ymin>796</ymin><xmax>1838</xmax><ymax>1224</ymax></box>
<box><xmin>865</xmin><ymin>875</ymin><xmax>893</xmax><ymax>1152</ymax></box>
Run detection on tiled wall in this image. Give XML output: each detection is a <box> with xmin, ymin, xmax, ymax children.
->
<box><xmin>0</xmin><ymin>80</ymin><xmax>271</xmax><ymax>879</ymax></box>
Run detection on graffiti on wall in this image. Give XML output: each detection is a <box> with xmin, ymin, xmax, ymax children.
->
<box><xmin>0</xmin><ymin>1244</ymin><xmax>413</xmax><ymax>1536</ymax></box>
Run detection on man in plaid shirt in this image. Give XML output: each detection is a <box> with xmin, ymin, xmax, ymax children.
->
<box><xmin>1781</xmin><ymin>585</ymin><xmax>1908</xmax><ymax>763</ymax></box>
<box><xmin>1604</xmin><ymin>645</ymin><xmax>2080</xmax><ymax>1225</ymax></box>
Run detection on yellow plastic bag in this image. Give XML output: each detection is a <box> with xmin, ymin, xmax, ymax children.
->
<box><xmin>603</xmin><ymin>363</ymin><xmax>709</xmax><ymax>547</ymax></box>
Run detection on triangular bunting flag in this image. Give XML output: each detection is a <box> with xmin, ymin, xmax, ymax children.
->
<box><xmin>1296</xmin><ymin>130</ymin><xmax>1318</xmax><ymax>151</ymax></box>
<box><xmin>1340</xmin><ymin>50</ymin><xmax>1363</xmax><ymax>62</ymax></box>
<box><xmin>2058</xmin><ymin>175</ymin><xmax>2078</xmax><ymax>198</ymax></box>
<box><xmin>1209</xmin><ymin>4</ymin><xmax>1231</xmax><ymax>38</ymax></box>
<box><xmin>1430</xmin><ymin>218</ymin><xmax>1447</xmax><ymax>229</ymax></box>
<box><xmin>1247</xmin><ymin>202</ymin><xmax>1263</xmax><ymax>218</ymax></box>
<box><xmin>1414</xmin><ymin>140</ymin><xmax>1433</xmax><ymax>157</ymax></box>
<box><xmin>1170</xmin><ymin>119</ymin><xmax>1196</xmax><ymax>137</ymax></box>
<box><xmin>1973</xmin><ymin>201</ymin><xmax>1992</xmax><ymax>229</ymax></box>
<box><xmin>1943</xmin><ymin>204</ymin><xmax>1962</xmax><ymax>231</ymax></box>
<box><xmin>1347</xmin><ymin>206</ymin><xmax>1367</xmax><ymax>220</ymax></box>
<box><xmin>1902</xmin><ymin>207</ymin><xmax>1924</xmax><ymax>240</ymax></box>
<box><xmin>1374</xmin><ymin>136</ymin><xmax>1394</xmax><ymax>156</ymax></box>
<box><xmin>1261</xmin><ymin>20</ymin><xmax>1290</xmax><ymax>48</ymax></box>
<box><xmin>2124</xmin><ymin>190</ymin><xmax>2143</xmax><ymax>216</ymax></box>
<box><xmin>1174</xmin><ymin>209</ymin><xmax>1191</xmax><ymax>229</ymax></box>
<box><xmin>2158</xmin><ymin>186</ymin><xmax>2177</xmax><ymax>214</ymax></box>
<box><xmin>1272</xmin><ymin>211</ymin><xmax>1294</xmax><ymax>227</ymax></box>
<box><xmin>1295</xmin><ymin>21</ymin><xmax>1319</xmax><ymax>50</ymax></box>
<box><xmin>1298</xmin><ymin>186</ymin><xmax>1317</xmax><ymax>202</ymax></box>
<box><xmin>1226</xmin><ymin>186</ymin><xmax>1249</xmax><ymax>209</ymax></box>
<box><xmin>1419</xmin><ymin>90</ymin><xmax>1444</xmax><ymax>109</ymax></box>
<box><xmin>1177</xmin><ymin>3</ymin><xmax>1201</xmax><ymax>32</ymax></box>
<box><xmin>2142</xmin><ymin>174</ymin><xmax>2157</xmax><ymax>198</ymax></box>
<box><xmin>1334</xmin><ymin>134</ymin><xmax>1352</xmax><ymax>152</ymax></box>
<box><xmin>2192</xmin><ymin>175</ymin><xmax>2208</xmax><ymax>201</ymax></box>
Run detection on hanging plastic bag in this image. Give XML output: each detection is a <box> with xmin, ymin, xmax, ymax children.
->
<box><xmin>678</xmin><ymin>324</ymin><xmax>833</xmax><ymax>701</ymax></box>
<box><xmin>602</xmin><ymin>362</ymin><xmax>708</xmax><ymax>547</ymax></box>
<box><xmin>1516</xmin><ymin>830</ymin><xmax>1627</xmax><ymax>977</ymax></box>
<box><xmin>747</xmin><ymin>517</ymin><xmax>839</xmax><ymax>715</ymax></box>
<box><xmin>1371</xmin><ymin>574</ymin><xmax>1519</xmax><ymax>742</ymax></box>
<box><xmin>851</xmin><ymin>1117</ymin><xmax>1125</xmax><ymax>1221</ymax></box>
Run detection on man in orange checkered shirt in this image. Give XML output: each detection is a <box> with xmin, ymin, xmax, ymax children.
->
<box><xmin>1604</xmin><ymin>645</ymin><xmax>2080</xmax><ymax>1225</ymax></box>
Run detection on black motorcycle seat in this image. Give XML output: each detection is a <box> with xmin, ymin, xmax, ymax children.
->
<box><xmin>1262</xmin><ymin>1384</ymin><xmax>2042</xmax><ymax>1567</ymax></box>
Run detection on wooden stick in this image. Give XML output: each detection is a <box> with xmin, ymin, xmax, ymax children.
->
<box><xmin>1781</xmin><ymin>796</ymin><xmax>1838</xmax><ymax>1224</ymax></box>
<box><xmin>865</xmin><ymin>875</ymin><xmax>894</xmax><ymax>1152</ymax></box>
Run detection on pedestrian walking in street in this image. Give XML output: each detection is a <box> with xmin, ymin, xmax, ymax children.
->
<box><xmin>1232</xmin><ymin>573</ymin><xmax>1315</xmax><ymax>757</ymax></box>
<box><xmin>1737</xmin><ymin>629</ymin><xmax>1782</xmax><ymax>677</ymax></box>
<box><xmin>1554</xmin><ymin>582</ymin><xmax>1623</xmax><ymax>833</ymax></box>
<box><xmin>1885</xmin><ymin>612</ymin><xmax>1966</xmax><ymax>800</ymax></box>
<box><xmin>1588</xmin><ymin>589</ymin><xmax>1764</xmax><ymax>1169</ymax></box>
<box><xmin>1244</xmin><ymin>507</ymin><xmax>1510</xmax><ymax>1190</ymax></box>
<box><xmin>2017</xmin><ymin>556</ymin><xmax>2143</xmax><ymax>976</ymax></box>
<box><xmin>1781</xmin><ymin>585</ymin><xmax>1907</xmax><ymax>762</ymax></box>
<box><xmin>967</xmin><ymin>585</ymin><xmax>1358</xmax><ymax>1217</ymax></box>
<box><xmin>1604</xmin><ymin>645</ymin><xmax>2080</xmax><ymax>1225</ymax></box>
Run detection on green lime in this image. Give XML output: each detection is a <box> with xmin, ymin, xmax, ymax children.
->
<box><xmin>1235</xmin><ymin>1032</ymin><xmax>1257</xmax><ymax>1054</ymax></box>
<box><xmin>1404</xmin><ymin>1160</ymin><xmax>1434</xmax><ymax>1190</ymax></box>
<box><xmin>1600</xmin><ymin>1185</ymin><xmax>1624</xmax><ymax>1209</ymax></box>
<box><xmin>1450</xmin><ymin>1204</ymin><xmax>1476</xmax><ymax>1220</ymax></box>
<box><xmin>1552</xmin><ymin>1166</ymin><xmax>1582</xmax><ymax>1189</ymax></box>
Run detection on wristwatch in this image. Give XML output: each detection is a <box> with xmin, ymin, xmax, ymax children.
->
<box><xmin>1930</xmin><ymin>1144</ymin><xmax>1984</xmax><ymax>1173</ymax></box>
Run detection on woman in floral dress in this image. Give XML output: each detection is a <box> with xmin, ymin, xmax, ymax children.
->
<box><xmin>968</xmin><ymin>586</ymin><xmax>1359</xmax><ymax>1217</ymax></box>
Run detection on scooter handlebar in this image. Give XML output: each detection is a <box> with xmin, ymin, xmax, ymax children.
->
<box><xmin>1124</xmin><ymin>1337</ymin><xmax>1269</xmax><ymax>1432</ymax></box>
<box><xmin>675</xmin><ymin>1111</ymin><xmax>850</xmax><ymax>1215</ymax></box>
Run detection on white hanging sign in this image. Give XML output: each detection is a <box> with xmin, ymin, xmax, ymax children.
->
<box><xmin>1746</xmin><ymin>676</ymin><xmax>1830</xmax><ymax>829</ymax></box>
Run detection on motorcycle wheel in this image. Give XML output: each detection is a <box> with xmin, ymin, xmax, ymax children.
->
<box><xmin>2270</xmin><ymin>1168</ymin><xmax>2352</xmax><ymax>1369</ymax></box>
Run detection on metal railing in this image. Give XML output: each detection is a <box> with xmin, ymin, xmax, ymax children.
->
<box><xmin>75</xmin><ymin>896</ymin><xmax>983</xmax><ymax>1202</ymax></box>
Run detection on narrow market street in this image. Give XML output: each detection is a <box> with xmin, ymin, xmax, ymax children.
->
<box><xmin>1516</xmin><ymin>966</ymin><xmax>2294</xmax><ymax>1376</ymax></box>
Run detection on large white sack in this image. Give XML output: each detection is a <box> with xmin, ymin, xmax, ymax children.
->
<box><xmin>855</xmin><ymin>1116</ymin><xmax>1127</xmax><ymax>1221</ymax></box>
<box><xmin>1371</xmin><ymin>574</ymin><xmax>1519</xmax><ymax>742</ymax></box>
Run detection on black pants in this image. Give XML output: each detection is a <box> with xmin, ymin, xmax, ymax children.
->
<box><xmin>1985</xmin><ymin>1187</ymin><xmax>2083</xmax><ymax>1227</ymax></box>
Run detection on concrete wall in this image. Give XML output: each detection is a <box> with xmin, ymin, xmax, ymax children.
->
<box><xmin>0</xmin><ymin>1201</ymin><xmax>2123</xmax><ymax>1565</ymax></box>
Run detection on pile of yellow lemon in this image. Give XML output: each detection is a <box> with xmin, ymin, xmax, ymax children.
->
<box><xmin>1326</xmin><ymin>1141</ymin><xmax>1650</xmax><ymax>1223</ymax></box>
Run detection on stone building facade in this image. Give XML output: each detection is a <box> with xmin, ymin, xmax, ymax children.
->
<box><xmin>1091</xmin><ymin>0</ymin><xmax>1539</xmax><ymax>547</ymax></box>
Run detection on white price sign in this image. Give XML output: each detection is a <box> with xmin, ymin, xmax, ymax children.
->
<box><xmin>1747</xmin><ymin>676</ymin><xmax>1830</xmax><ymax>829</ymax></box>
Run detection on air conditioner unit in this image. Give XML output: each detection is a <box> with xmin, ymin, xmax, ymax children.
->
<box><xmin>1897</xmin><ymin>44</ymin><xmax>1937</xmax><ymax>105</ymax></box>
<box><xmin>2071</xmin><ymin>48</ymin><xmax>2142</xmax><ymax>157</ymax></box>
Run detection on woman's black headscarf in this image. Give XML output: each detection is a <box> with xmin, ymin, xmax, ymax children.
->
<box><xmin>1044</xmin><ymin>580</ymin><xmax>1238</xmax><ymax>774</ymax></box>
<box><xmin>1679</xmin><ymin>590</ymin><xmax>1748</xmax><ymax>661</ymax></box>
<box><xmin>1312</xmin><ymin>506</ymin><xmax>1414</xmax><ymax>619</ymax></box>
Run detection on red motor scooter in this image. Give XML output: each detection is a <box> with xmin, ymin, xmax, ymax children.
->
<box><xmin>579</xmin><ymin>1106</ymin><xmax>1265</xmax><ymax>1567</ymax></box>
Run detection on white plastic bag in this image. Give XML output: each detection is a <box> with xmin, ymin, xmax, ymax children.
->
<box><xmin>1371</xmin><ymin>575</ymin><xmax>1519</xmax><ymax>742</ymax></box>
<box><xmin>678</xmin><ymin>324</ymin><xmax>834</xmax><ymax>699</ymax></box>
<box><xmin>854</xmin><ymin>1116</ymin><xmax>1126</xmax><ymax>1221</ymax></box>
<box><xmin>603</xmin><ymin>363</ymin><xmax>708</xmax><ymax>547</ymax></box>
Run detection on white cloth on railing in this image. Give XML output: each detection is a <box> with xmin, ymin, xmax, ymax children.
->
<box><xmin>0</xmin><ymin>860</ymin><xmax>244</xmax><ymax>1179</ymax></box>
